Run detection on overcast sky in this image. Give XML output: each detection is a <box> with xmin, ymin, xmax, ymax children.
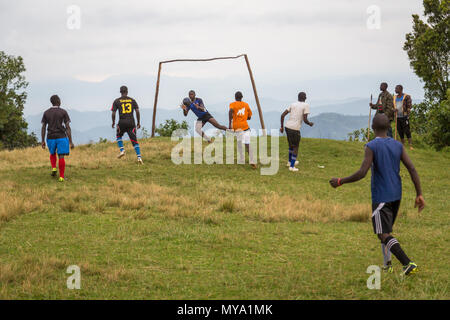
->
<box><xmin>1</xmin><ymin>0</ymin><xmax>426</xmax><ymax>112</ymax></box>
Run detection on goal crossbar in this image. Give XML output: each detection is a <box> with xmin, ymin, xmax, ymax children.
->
<box><xmin>151</xmin><ymin>54</ymin><xmax>266</xmax><ymax>137</ymax></box>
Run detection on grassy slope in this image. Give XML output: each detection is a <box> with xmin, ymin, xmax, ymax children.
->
<box><xmin>0</xmin><ymin>137</ymin><xmax>448</xmax><ymax>299</ymax></box>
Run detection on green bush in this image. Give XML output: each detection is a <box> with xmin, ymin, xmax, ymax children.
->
<box><xmin>155</xmin><ymin>119</ymin><xmax>189</xmax><ymax>137</ymax></box>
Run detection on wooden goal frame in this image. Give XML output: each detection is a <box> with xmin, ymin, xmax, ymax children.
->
<box><xmin>151</xmin><ymin>54</ymin><xmax>265</xmax><ymax>137</ymax></box>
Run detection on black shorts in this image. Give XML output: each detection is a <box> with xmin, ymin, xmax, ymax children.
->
<box><xmin>397</xmin><ymin>117</ymin><xmax>411</xmax><ymax>139</ymax></box>
<box><xmin>117</xmin><ymin>121</ymin><xmax>138</xmax><ymax>144</ymax></box>
<box><xmin>198</xmin><ymin>112</ymin><xmax>213</xmax><ymax>125</ymax></box>
<box><xmin>371</xmin><ymin>200</ymin><xmax>400</xmax><ymax>234</ymax></box>
<box><xmin>285</xmin><ymin>127</ymin><xmax>301</xmax><ymax>148</ymax></box>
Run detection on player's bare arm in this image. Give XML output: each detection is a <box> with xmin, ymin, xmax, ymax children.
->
<box><xmin>65</xmin><ymin>122</ymin><xmax>75</xmax><ymax>149</ymax></box>
<box><xmin>112</xmin><ymin>110</ymin><xmax>116</xmax><ymax>128</ymax></box>
<box><xmin>303</xmin><ymin>114</ymin><xmax>314</xmax><ymax>127</ymax></box>
<box><xmin>280</xmin><ymin>109</ymin><xmax>289</xmax><ymax>133</ymax></box>
<box><xmin>400</xmin><ymin>146</ymin><xmax>425</xmax><ymax>212</ymax></box>
<box><xmin>41</xmin><ymin>123</ymin><xmax>46</xmax><ymax>149</ymax></box>
<box><xmin>228</xmin><ymin>109</ymin><xmax>234</xmax><ymax>129</ymax></box>
<box><xmin>136</xmin><ymin>108</ymin><xmax>141</xmax><ymax>129</ymax></box>
<box><xmin>330</xmin><ymin>147</ymin><xmax>373</xmax><ymax>188</ymax></box>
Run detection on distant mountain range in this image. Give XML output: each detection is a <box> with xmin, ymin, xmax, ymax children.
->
<box><xmin>25</xmin><ymin>73</ymin><xmax>424</xmax><ymax>144</ymax></box>
<box><xmin>26</xmin><ymin>107</ymin><xmax>370</xmax><ymax>144</ymax></box>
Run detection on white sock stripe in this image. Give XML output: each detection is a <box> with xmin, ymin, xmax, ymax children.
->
<box><xmin>386</xmin><ymin>238</ymin><xmax>399</xmax><ymax>251</ymax></box>
<box><xmin>372</xmin><ymin>203</ymin><xmax>385</xmax><ymax>234</ymax></box>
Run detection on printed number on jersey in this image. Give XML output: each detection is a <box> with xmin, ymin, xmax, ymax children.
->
<box><xmin>121</xmin><ymin>103</ymin><xmax>132</xmax><ymax>114</ymax></box>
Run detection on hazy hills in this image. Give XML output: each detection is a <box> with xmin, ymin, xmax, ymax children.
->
<box><xmin>27</xmin><ymin>107</ymin><xmax>369</xmax><ymax>144</ymax></box>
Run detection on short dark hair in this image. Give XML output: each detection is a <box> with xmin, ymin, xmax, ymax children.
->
<box><xmin>372</xmin><ymin>114</ymin><xmax>390</xmax><ymax>132</ymax></box>
<box><xmin>50</xmin><ymin>95</ymin><xmax>60</xmax><ymax>106</ymax></box>
<box><xmin>396</xmin><ymin>84</ymin><xmax>403</xmax><ymax>90</ymax></box>
<box><xmin>235</xmin><ymin>91</ymin><xmax>243</xmax><ymax>100</ymax></box>
<box><xmin>120</xmin><ymin>86</ymin><xmax>128</xmax><ymax>94</ymax></box>
<box><xmin>298</xmin><ymin>92</ymin><xmax>306</xmax><ymax>101</ymax></box>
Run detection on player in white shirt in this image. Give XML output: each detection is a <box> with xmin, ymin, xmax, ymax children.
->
<box><xmin>280</xmin><ymin>92</ymin><xmax>314</xmax><ymax>172</ymax></box>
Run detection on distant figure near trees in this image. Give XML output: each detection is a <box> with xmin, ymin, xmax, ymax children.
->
<box><xmin>370</xmin><ymin>82</ymin><xmax>394</xmax><ymax>138</ymax></box>
<box><xmin>393</xmin><ymin>85</ymin><xmax>414</xmax><ymax>150</ymax></box>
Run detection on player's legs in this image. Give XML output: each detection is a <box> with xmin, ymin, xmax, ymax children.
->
<box><xmin>243</xmin><ymin>130</ymin><xmax>256</xmax><ymax>166</ymax></box>
<box><xmin>58</xmin><ymin>155</ymin><xmax>65</xmax><ymax>181</ymax></box>
<box><xmin>47</xmin><ymin>139</ymin><xmax>58</xmax><ymax>176</ymax></box>
<box><xmin>405</xmin><ymin>120</ymin><xmax>413</xmax><ymax>149</ymax></box>
<box><xmin>55</xmin><ymin>137</ymin><xmax>70</xmax><ymax>181</ymax></box>
<box><xmin>207</xmin><ymin>118</ymin><xmax>228</xmax><ymax>131</ymax></box>
<box><xmin>116</xmin><ymin>125</ymin><xmax>126</xmax><ymax>158</ymax></box>
<box><xmin>398</xmin><ymin>118</ymin><xmax>406</xmax><ymax>145</ymax></box>
<box><xmin>286</xmin><ymin>128</ymin><xmax>300</xmax><ymax>170</ymax></box>
<box><xmin>372</xmin><ymin>201</ymin><xmax>417</xmax><ymax>275</ymax></box>
<box><xmin>126</xmin><ymin>126</ymin><xmax>142</xmax><ymax>163</ymax></box>
<box><xmin>195</xmin><ymin>120</ymin><xmax>211</xmax><ymax>142</ymax></box>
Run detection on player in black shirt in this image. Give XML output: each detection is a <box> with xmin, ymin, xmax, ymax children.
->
<box><xmin>111</xmin><ymin>86</ymin><xmax>142</xmax><ymax>164</ymax></box>
<box><xmin>41</xmin><ymin>95</ymin><xmax>74</xmax><ymax>182</ymax></box>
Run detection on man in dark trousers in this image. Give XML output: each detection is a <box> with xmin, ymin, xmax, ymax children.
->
<box><xmin>329</xmin><ymin>114</ymin><xmax>425</xmax><ymax>275</ymax></box>
<box><xmin>370</xmin><ymin>82</ymin><xmax>395</xmax><ymax>137</ymax></box>
<box><xmin>394</xmin><ymin>85</ymin><xmax>413</xmax><ymax>149</ymax></box>
<box><xmin>41</xmin><ymin>95</ymin><xmax>74</xmax><ymax>182</ymax></box>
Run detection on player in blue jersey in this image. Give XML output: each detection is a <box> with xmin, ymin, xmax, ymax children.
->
<box><xmin>181</xmin><ymin>90</ymin><xmax>228</xmax><ymax>143</ymax></box>
<box><xmin>329</xmin><ymin>114</ymin><xmax>425</xmax><ymax>276</ymax></box>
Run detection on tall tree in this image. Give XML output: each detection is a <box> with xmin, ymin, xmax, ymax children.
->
<box><xmin>404</xmin><ymin>0</ymin><xmax>449</xmax><ymax>102</ymax></box>
<box><xmin>0</xmin><ymin>51</ymin><xmax>38</xmax><ymax>150</ymax></box>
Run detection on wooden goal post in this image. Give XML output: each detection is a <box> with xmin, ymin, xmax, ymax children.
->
<box><xmin>151</xmin><ymin>54</ymin><xmax>266</xmax><ymax>137</ymax></box>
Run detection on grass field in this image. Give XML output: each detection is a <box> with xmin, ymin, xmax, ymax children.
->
<box><xmin>0</xmin><ymin>137</ymin><xmax>448</xmax><ymax>299</ymax></box>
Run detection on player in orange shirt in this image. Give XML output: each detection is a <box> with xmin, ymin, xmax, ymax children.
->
<box><xmin>229</xmin><ymin>91</ymin><xmax>256</xmax><ymax>168</ymax></box>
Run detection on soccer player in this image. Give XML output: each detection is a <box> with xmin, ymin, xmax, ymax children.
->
<box><xmin>229</xmin><ymin>91</ymin><xmax>256</xmax><ymax>168</ymax></box>
<box><xmin>111</xmin><ymin>86</ymin><xmax>143</xmax><ymax>164</ymax></box>
<box><xmin>329</xmin><ymin>114</ymin><xmax>425</xmax><ymax>276</ymax></box>
<box><xmin>280</xmin><ymin>92</ymin><xmax>314</xmax><ymax>172</ymax></box>
<box><xmin>41</xmin><ymin>95</ymin><xmax>74</xmax><ymax>182</ymax></box>
<box><xmin>393</xmin><ymin>85</ymin><xmax>413</xmax><ymax>149</ymax></box>
<box><xmin>181</xmin><ymin>90</ymin><xmax>228</xmax><ymax>143</ymax></box>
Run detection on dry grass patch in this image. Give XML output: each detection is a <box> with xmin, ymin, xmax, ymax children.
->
<box><xmin>0</xmin><ymin>184</ymin><xmax>47</xmax><ymax>222</ymax></box>
<box><xmin>246</xmin><ymin>193</ymin><xmax>370</xmax><ymax>223</ymax></box>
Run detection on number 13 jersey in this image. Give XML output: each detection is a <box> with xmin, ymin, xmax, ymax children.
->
<box><xmin>111</xmin><ymin>96</ymin><xmax>139</xmax><ymax>125</ymax></box>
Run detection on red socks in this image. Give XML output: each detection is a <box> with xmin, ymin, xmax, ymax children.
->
<box><xmin>58</xmin><ymin>158</ymin><xmax>65</xmax><ymax>178</ymax></box>
<box><xmin>50</xmin><ymin>154</ymin><xmax>57</xmax><ymax>168</ymax></box>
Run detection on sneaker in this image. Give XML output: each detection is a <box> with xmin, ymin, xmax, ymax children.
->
<box><xmin>289</xmin><ymin>166</ymin><xmax>299</xmax><ymax>172</ymax></box>
<box><xmin>137</xmin><ymin>157</ymin><xmax>143</xmax><ymax>165</ymax></box>
<box><xmin>382</xmin><ymin>262</ymin><xmax>394</xmax><ymax>273</ymax></box>
<box><xmin>58</xmin><ymin>177</ymin><xmax>64</xmax><ymax>182</ymax></box>
<box><xmin>118</xmin><ymin>150</ymin><xmax>126</xmax><ymax>158</ymax></box>
<box><xmin>250</xmin><ymin>164</ymin><xmax>257</xmax><ymax>169</ymax></box>
<box><xmin>286</xmin><ymin>161</ymin><xmax>299</xmax><ymax>167</ymax></box>
<box><xmin>51</xmin><ymin>168</ymin><xmax>57</xmax><ymax>177</ymax></box>
<box><xmin>403</xmin><ymin>262</ymin><xmax>418</xmax><ymax>276</ymax></box>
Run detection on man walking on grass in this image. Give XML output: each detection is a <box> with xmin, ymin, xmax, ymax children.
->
<box><xmin>329</xmin><ymin>114</ymin><xmax>425</xmax><ymax>275</ymax></box>
<box><xmin>41</xmin><ymin>95</ymin><xmax>74</xmax><ymax>182</ymax></box>
<box><xmin>394</xmin><ymin>85</ymin><xmax>414</xmax><ymax>149</ymax></box>
<box><xmin>111</xmin><ymin>86</ymin><xmax>143</xmax><ymax>164</ymax></box>
<box><xmin>229</xmin><ymin>91</ymin><xmax>256</xmax><ymax>169</ymax></box>
<box><xmin>280</xmin><ymin>92</ymin><xmax>314</xmax><ymax>172</ymax></box>
<box><xmin>370</xmin><ymin>82</ymin><xmax>395</xmax><ymax>138</ymax></box>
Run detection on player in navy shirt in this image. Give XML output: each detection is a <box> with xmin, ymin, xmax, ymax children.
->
<box><xmin>181</xmin><ymin>90</ymin><xmax>228</xmax><ymax>143</ymax></box>
<box><xmin>329</xmin><ymin>114</ymin><xmax>425</xmax><ymax>276</ymax></box>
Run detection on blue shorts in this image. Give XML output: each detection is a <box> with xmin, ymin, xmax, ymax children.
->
<box><xmin>47</xmin><ymin>137</ymin><xmax>70</xmax><ymax>156</ymax></box>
